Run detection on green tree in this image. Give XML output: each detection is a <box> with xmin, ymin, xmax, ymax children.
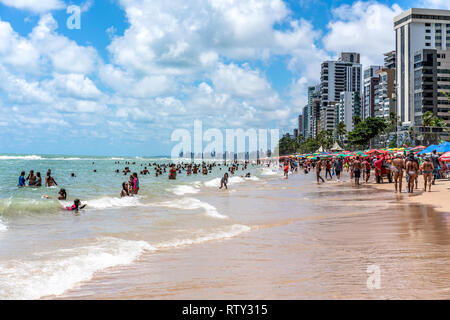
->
<box><xmin>334</xmin><ymin>122</ymin><xmax>347</xmax><ymax>148</ymax></box>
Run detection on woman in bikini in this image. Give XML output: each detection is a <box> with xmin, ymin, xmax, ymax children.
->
<box><xmin>422</xmin><ymin>156</ymin><xmax>434</xmax><ymax>192</ymax></box>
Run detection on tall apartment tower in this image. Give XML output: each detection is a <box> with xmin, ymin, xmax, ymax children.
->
<box><xmin>306</xmin><ymin>85</ymin><xmax>321</xmax><ymax>138</ymax></box>
<box><xmin>297</xmin><ymin>115</ymin><xmax>303</xmax><ymax>137</ymax></box>
<box><xmin>363</xmin><ymin>66</ymin><xmax>382</xmax><ymax>119</ymax></box>
<box><xmin>302</xmin><ymin>105</ymin><xmax>309</xmax><ymax>138</ymax></box>
<box><xmin>394</xmin><ymin>8</ymin><xmax>450</xmax><ymax>133</ymax></box>
<box><xmin>320</xmin><ymin>52</ymin><xmax>362</xmax><ymax>132</ymax></box>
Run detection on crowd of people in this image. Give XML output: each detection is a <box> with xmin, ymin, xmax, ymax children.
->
<box><xmin>16</xmin><ymin>161</ymin><xmax>256</xmax><ymax>212</ymax></box>
<box><xmin>282</xmin><ymin>149</ymin><xmax>448</xmax><ymax>193</ymax></box>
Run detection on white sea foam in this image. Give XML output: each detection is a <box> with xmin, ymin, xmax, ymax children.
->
<box><xmin>154</xmin><ymin>197</ymin><xmax>228</xmax><ymax>219</ymax></box>
<box><xmin>0</xmin><ymin>237</ymin><xmax>154</xmax><ymax>300</ymax></box>
<box><xmin>204</xmin><ymin>176</ymin><xmax>258</xmax><ymax>188</ymax></box>
<box><xmin>204</xmin><ymin>177</ymin><xmax>221</xmax><ymax>188</ymax></box>
<box><xmin>0</xmin><ymin>155</ymin><xmax>43</xmax><ymax>160</ymax></box>
<box><xmin>0</xmin><ymin>218</ymin><xmax>7</xmax><ymax>232</ymax></box>
<box><xmin>169</xmin><ymin>185</ymin><xmax>200</xmax><ymax>196</ymax></box>
<box><xmin>260</xmin><ymin>168</ymin><xmax>279</xmax><ymax>176</ymax></box>
<box><xmin>0</xmin><ymin>223</ymin><xmax>251</xmax><ymax>299</ymax></box>
<box><xmin>154</xmin><ymin>224</ymin><xmax>251</xmax><ymax>249</ymax></box>
<box><xmin>83</xmin><ymin>196</ymin><xmax>143</xmax><ymax>210</ymax></box>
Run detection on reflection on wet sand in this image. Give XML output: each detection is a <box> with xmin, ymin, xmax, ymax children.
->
<box><xmin>55</xmin><ymin>173</ymin><xmax>450</xmax><ymax>300</ymax></box>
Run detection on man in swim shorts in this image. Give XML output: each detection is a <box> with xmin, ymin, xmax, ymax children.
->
<box><xmin>422</xmin><ymin>156</ymin><xmax>434</xmax><ymax>192</ymax></box>
<box><xmin>353</xmin><ymin>156</ymin><xmax>362</xmax><ymax>186</ymax></box>
<box><xmin>315</xmin><ymin>158</ymin><xmax>325</xmax><ymax>184</ymax></box>
<box><xmin>392</xmin><ymin>153</ymin><xmax>404</xmax><ymax>193</ymax></box>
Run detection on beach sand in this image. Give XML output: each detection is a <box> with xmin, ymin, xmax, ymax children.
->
<box><xmin>55</xmin><ymin>171</ymin><xmax>450</xmax><ymax>300</ymax></box>
<box><xmin>369</xmin><ymin>176</ymin><xmax>450</xmax><ymax>213</ymax></box>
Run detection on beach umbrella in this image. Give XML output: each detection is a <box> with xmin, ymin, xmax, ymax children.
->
<box><xmin>439</xmin><ymin>151</ymin><xmax>450</xmax><ymax>162</ymax></box>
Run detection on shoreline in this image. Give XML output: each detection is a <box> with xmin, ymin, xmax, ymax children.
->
<box><xmin>55</xmin><ymin>172</ymin><xmax>450</xmax><ymax>300</ymax></box>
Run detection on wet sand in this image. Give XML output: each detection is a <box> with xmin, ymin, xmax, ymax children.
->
<box><xmin>54</xmin><ymin>172</ymin><xmax>450</xmax><ymax>300</ymax></box>
<box><xmin>370</xmin><ymin>176</ymin><xmax>450</xmax><ymax>213</ymax></box>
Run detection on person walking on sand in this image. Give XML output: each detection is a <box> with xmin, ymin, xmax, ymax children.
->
<box><xmin>334</xmin><ymin>158</ymin><xmax>343</xmax><ymax>181</ymax></box>
<box><xmin>422</xmin><ymin>156</ymin><xmax>434</xmax><ymax>192</ymax></box>
<box><xmin>362</xmin><ymin>158</ymin><xmax>371</xmax><ymax>183</ymax></box>
<box><xmin>392</xmin><ymin>153</ymin><xmax>404</xmax><ymax>193</ymax></box>
<box><xmin>316</xmin><ymin>158</ymin><xmax>325</xmax><ymax>184</ymax></box>
<box><xmin>430</xmin><ymin>149</ymin><xmax>440</xmax><ymax>185</ymax></box>
<box><xmin>325</xmin><ymin>160</ymin><xmax>332</xmax><ymax>180</ymax></box>
<box><xmin>405</xmin><ymin>153</ymin><xmax>419</xmax><ymax>193</ymax></box>
<box><xmin>353</xmin><ymin>156</ymin><xmax>362</xmax><ymax>186</ymax></box>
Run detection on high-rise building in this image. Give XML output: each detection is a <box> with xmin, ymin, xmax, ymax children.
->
<box><xmin>335</xmin><ymin>91</ymin><xmax>361</xmax><ymax>132</ymax></box>
<box><xmin>412</xmin><ymin>49</ymin><xmax>450</xmax><ymax>125</ymax></box>
<box><xmin>293</xmin><ymin>129</ymin><xmax>299</xmax><ymax>138</ymax></box>
<box><xmin>363</xmin><ymin>66</ymin><xmax>382</xmax><ymax>119</ymax></box>
<box><xmin>394</xmin><ymin>8</ymin><xmax>450</xmax><ymax>137</ymax></box>
<box><xmin>320</xmin><ymin>52</ymin><xmax>362</xmax><ymax>132</ymax></box>
<box><xmin>302</xmin><ymin>105</ymin><xmax>309</xmax><ymax>138</ymax></box>
<box><xmin>384</xmin><ymin>50</ymin><xmax>396</xmax><ymax>69</ymax></box>
<box><xmin>307</xmin><ymin>85</ymin><xmax>321</xmax><ymax>138</ymax></box>
<box><xmin>374</xmin><ymin>68</ymin><xmax>396</xmax><ymax>120</ymax></box>
<box><xmin>297</xmin><ymin>115</ymin><xmax>303</xmax><ymax>137</ymax></box>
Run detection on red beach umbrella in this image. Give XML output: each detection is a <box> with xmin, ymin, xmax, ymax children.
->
<box><xmin>439</xmin><ymin>151</ymin><xmax>450</xmax><ymax>162</ymax></box>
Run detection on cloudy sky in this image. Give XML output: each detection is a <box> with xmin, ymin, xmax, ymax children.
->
<box><xmin>0</xmin><ymin>0</ymin><xmax>449</xmax><ymax>156</ymax></box>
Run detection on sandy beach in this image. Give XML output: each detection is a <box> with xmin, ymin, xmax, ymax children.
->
<box><xmin>369</xmin><ymin>177</ymin><xmax>450</xmax><ymax>213</ymax></box>
<box><xmin>54</xmin><ymin>171</ymin><xmax>450</xmax><ymax>300</ymax></box>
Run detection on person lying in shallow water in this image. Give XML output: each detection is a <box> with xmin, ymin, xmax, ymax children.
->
<box><xmin>63</xmin><ymin>199</ymin><xmax>86</xmax><ymax>212</ymax></box>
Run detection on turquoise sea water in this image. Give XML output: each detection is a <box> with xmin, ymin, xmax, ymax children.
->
<box><xmin>0</xmin><ymin>154</ymin><xmax>280</xmax><ymax>299</ymax></box>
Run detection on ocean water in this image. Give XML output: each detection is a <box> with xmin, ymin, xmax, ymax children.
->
<box><xmin>0</xmin><ymin>154</ymin><xmax>280</xmax><ymax>299</ymax></box>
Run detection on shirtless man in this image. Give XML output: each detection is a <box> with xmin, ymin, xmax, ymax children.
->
<box><xmin>422</xmin><ymin>156</ymin><xmax>434</xmax><ymax>192</ymax></box>
<box><xmin>353</xmin><ymin>156</ymin><xmax>362</xmax><ymax>186</ymax></box>
<box><xmin>391</xmin><ymin>153</ymin><xmax>404</xmax><ymax>193</ymax></box>
<box><xmin>405</xmin><ymin>153</ymin><xmax>419</xmax><ymax>193</ymax></box>
<box><xmin>316</xmin><ymin>158</ymin><xmax>325</xmax><ymax>184</ymax></box>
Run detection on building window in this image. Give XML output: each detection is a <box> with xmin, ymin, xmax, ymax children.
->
<box><xmin>425</xmin><ymin>23</ymin><xmax>431</xmax><ymax>26</ymax></box>
<box><xmin>426</xmin><ymin>29</ymin><xmax>431</xmax><ymax>33</ymax></box>
<box><xmin>426</xmin><ymin>42</ymin><xmax>431</xmax><ymax>46</ymax></box>
<box><xmin>436</xmin><ymin>36</ymin><xmax>442</xmax><ymax>40</ymax></box>
<box><xmin>436</xmin><ymin>29</ymin><xmax>442</xmax><ymax>33</ymax></box>
<box><xmin>436</xmin><ymin>23</ymin><xmax>441</xmax><ymax>26</ymax></box>
<box><xmin>425</xmin><ymin>36</ymin><xmax>431</xmax><ymax>40</ymax></box>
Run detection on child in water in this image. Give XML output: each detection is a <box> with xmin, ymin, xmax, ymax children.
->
<box><xmin>63</xmin><ymin>199</ymin><xmax>86</xmax><ymax>213</ymax></box>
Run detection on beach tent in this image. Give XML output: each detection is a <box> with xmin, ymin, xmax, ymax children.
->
<box><xmin>315</xmin><ymin>146</ymin><xmax>324</xmax><ymax>153</ymax></box>
<box><xmin>330</xmin><ymin>142</ymin><xmax>343</xmax><ymax>151</ymax></box>
<box><xmin>418</xmin><ymin>142</ymin><xmax>450</xmax><ymax>155</ymax></box>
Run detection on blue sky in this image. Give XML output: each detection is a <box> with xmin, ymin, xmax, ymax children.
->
<box><xmin>0</xmin><ymin>0</ymin><xmax>448</xmax><ymax>156</ymax></box>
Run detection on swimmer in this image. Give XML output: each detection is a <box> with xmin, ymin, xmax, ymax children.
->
<box><xmin>120</xmin><ymin>182</ymin><xmax>129</xmax><ymax>197</ymax></box>
<box><xmin>63</xmin><ymin>199</ymin><xmax>86</xmax><ymax>213</ymax></box>
<box><xmin>58</xmin><ymin>188</ymin><xmax>67</xmax><ymax>200</ymax></box>
<box><xmin>220</xmin><ymin>173</ymin><xmax>229</xmax><ymax>190</ymax></box>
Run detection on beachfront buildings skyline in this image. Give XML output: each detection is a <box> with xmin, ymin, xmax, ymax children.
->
<box><xmin>295</xmin><ymin>7</ymin><xmax>449</xmax><ymax>146</ymax></box>
<box><xmin>395</xmin><ymin>8</ymin><xmax>450</xmax><ymax>144</ymax></box>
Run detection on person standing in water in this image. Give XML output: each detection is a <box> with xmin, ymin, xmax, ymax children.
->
<box><xmin>220</xmin><ymin>173</ymin><xmax>229</xmax><ymax>189</ymax></box>
<box><xmin>283</xmin><ymin>161</ymin><xmax>289</xmax><ymax>179</ymax></box>
<box><xmin>18</xmin><ymin>171</ymin><xmax>26</xmax><ymax>187</ymax></box>
<box><xmin>169</xmin><ymin>164</ymin><xmax>177</xmax><ymax>180</ymax></box>
<box><xmin>45</xmin><ymin>172</ymin><xmax>57</xmax><ymax>187</ymax></box>
<box><xmin>133</xmin><ymin>173</ymin><xmax>139</xmax><ymax>194</ymax></box>
<box><xmin>27</xmin><ymin>170</ymin><xmax>36</xmax><ymax>186</ymax></box>
<box><xmin>120</xmin><ymin>182</ymin><xmax>129</xmax><ymax>198</ymax></box>
<box><xmin>36</xmin><ymin>172</ymin><xmax>42</xmax><ymax>187</ymax></box>
<box><xmin>316</xmin><ymin>158</ymin><xmax>325</xmax><ymax>184</ymax></box>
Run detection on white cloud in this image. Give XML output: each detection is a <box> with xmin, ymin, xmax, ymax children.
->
<box><xmin>323</xmin><ymin>1</ymin><xmax>403</xmax><ymax>67</ymax></box>
<box><xmin>420</xmin><ymin>0</ymin><xmax>450</xmax><ymax>9</ymax></box>
<box><xmin>0</xmin><ymin>0</ymin><xmax>65</xmax><ymax>13</ymax></box>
